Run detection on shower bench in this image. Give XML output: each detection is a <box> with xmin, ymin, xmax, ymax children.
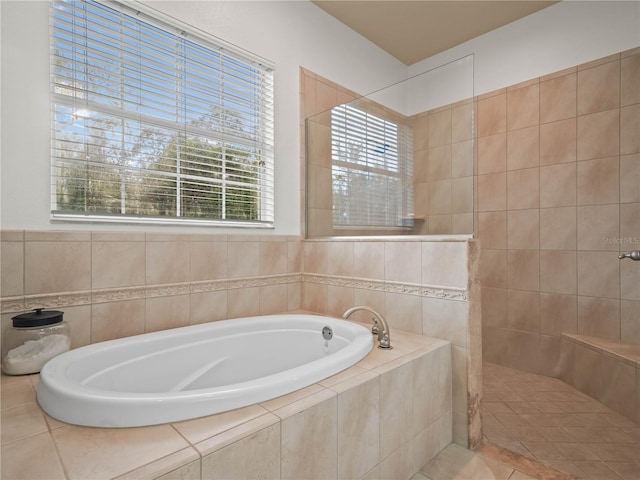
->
<box><xmin>560</xmin><ymin>333</ymin><xmax>639</xmax><ymax>424</ymax></box>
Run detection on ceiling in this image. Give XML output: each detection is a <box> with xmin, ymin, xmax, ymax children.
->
<box><xmin>312</xmin><ymin>1</ymin><xmax>558</xmax><ymax>65</ymax></box>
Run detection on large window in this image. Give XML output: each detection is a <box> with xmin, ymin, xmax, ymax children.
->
<box><xmin>331</xmin><ymin>104</ymin><xmax>413</xmax><ymax>228</ymax></box>
<box><xmin>50</xmin><ymin>0</ymin><xmax>274</xmax><ymax>226</ymax></box>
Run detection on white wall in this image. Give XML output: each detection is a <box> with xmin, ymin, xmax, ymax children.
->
<box><xmin>0</xmin><ymin>0</ymin><xmax>405</xmax><ymax>234</ymax></box>
<box><xmin>408</xmin><ymin>0</ymin><xmax>640</xmax><ymax>108</ymax></box>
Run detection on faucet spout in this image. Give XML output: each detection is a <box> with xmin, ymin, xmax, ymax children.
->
<box><xmin>343</xmin><ymin>306</ymin><xmax>392</xmax><ymax>349</ymax></box>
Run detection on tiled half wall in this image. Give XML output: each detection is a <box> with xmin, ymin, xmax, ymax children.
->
<box><xmin>0</xmin><ymin>231</ymin><xmax>482</xmax><ymax>448</ymax></box>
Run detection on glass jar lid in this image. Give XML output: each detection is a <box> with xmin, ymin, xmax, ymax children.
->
<box><xmin>12</xmin><ymin>308</ymin><xmax>64</xmax><ymax>328</ymax></box>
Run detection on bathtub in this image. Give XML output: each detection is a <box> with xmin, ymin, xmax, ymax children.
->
<box><xmin>36</xmin><ymin>314</ymin><xmax>373</xmax><ymax>428</ymax></box>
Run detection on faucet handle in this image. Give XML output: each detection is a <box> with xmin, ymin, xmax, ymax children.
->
<box><xmin>619</xmin><ymin>250</ymin><xmax>640</xmax><ymax>260</ymax></box>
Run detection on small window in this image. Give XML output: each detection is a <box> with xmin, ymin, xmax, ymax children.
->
<box><xmin>50</xmin><ymin>0</ymin><xmax>274</xmax><ymax>226</ymax></box>
<box><xmin>331</xmin><ymin>104</ymin><xmax>413</xmax><ymax>228</ymax></box>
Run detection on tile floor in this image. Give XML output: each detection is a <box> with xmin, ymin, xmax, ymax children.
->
<box><xmin>480</xmin><ymin>362</ymin><xmax>640</xmax><ymax>479</ymax></box>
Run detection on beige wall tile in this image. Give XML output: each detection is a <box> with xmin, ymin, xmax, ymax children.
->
<box><xmin>428</xmin><ymin>108</ymin><xmax>452</xmax><ymax>147</ymax></box>
<box><xmin>227</xmin><ymin>286</ymin><xmax>260</xmax><ymax>319</ymax></box>
<box><xmin>428</xmin><ymin>145</ymin><xmax>452</xmax><ymax>181</ymax></box>
<box><xmin>301</xmin><ymin>281</ymin><xmax>328</xmax><ymax>313</ymax></box>
<box><xmin>303</xmin><ymin>241</ymin><xmax>328</xmax><ymax>274</ymax></box>
<box><xmin>507</xmin><ymin>289</ymin><xmax>540</xmax><ymax>332</ymax></box>
<box><xmin>25</xmin><ymin>241</ymin><xmax>91</xmax><ymax>295</ymax></box>
<box><xmin>540</xmin><ymin>73</ymin><xmax>577</xmax><ymax>123</ymax></box>
<box><xmin>326</xmin><ymin>285</ymin><xmax>354</xmax><ymax>319</ymax></box>
<box><xmin>378</xmin><ymin>442</ymin><xmax>413</xmax><ymax>480</ymax></box>
<box><xmin>620</xmin><ymin>203</ymin><xmax>640</xmax><ymax>243</ymax></box>
<box><xmin>327</xmin><ymin>241</ymin><xmax>354</xmax><ymax>277</ymax></box>
<box><xmin>227</xmin><ymin>241</ymin><xmax>260</xmax><ymax>279</ymax></box>
<box><xmin>508</xmin><ymin>84</ymin><xmax>539</xmax><ymax>130</ymax></box>
<box><xmin>428</xmin><ymin>214</ymin><xmax>453</xmax><ymax>235</ymax></box>
<box><xmin>506</xmin><ymin>330</ymin><xmax>541</xmax><ymax>372</ymax></box>
<box><xmin>384</xmin><ymin>292</ymin><xmax>422</xmax><ymax>335</ymax></box>
<box><xmin>280</xmin><ymin>394</ymin><xmax>337</xmax><ymax>480</ymax></box>
<box><xmin>540</xmin><ymin>118</ymin><xmax>577</xmax><ymax>166</ymax></box>
<box><xmin>477</xmin><ymin>93</ymin><xmax>507</xmax><ymax>137</ymax></box>
<box><xmin>540</xmin><ymin>163</ymin><xmax>577</xmax><ymax>208</ymax></box>
<box><xmin>259</xmin><ymin>284</ymin><xmax>289</xmax><ymax>316</ymax></box>
<box><xmin>379</xmin><ymin>361</ymin><xmax>413</xmax><ymax>459</ymax></box>
<box><xmin>413</xmin><ymin>411</ymin><xmax>453</xmax><ymax>473</ymax></box>
<box><xmin>507</xmin><ymin>209</ymin><xmax>540</xmax><ymax>250</ymax></box>
<box><xmin>577</xmin><ymin>251</ymin><xmax>620</xmax><ymax>299</ymax></box>
<box><xmin>598</xmin><ymin>354</ymin><xmax>637</xmax><ymax>421</ymax></box>
<box><xmin>478</xmin><ymin>211</ymin><xmax>507</xmax><ymax>250</ymax></box>
<box><xmin>451</xmin><ymin>101</ymin><xmax>473</xmax><ymax>143</ymax></box>
<box><xmin>385</xmin><ymin>242</ymin><xmax>421</xmax><ymax>284</ymax></box>
<box><xmin>577</xmin><ymin>60</ymin><xmax>620</xmax><ymax>115</ymax></box>
<box><xmin>621</xmin><ymin>53</ymin><xmax>640</xmax><ymax>106</ymax></box>
<box><xmin>507</xmin><ymin>250</ymin><xmax>539</xmax><ymax>291</ymax></box>
<box><xmin>621</xmin><ymin>258</ymin><xmax>640</xmax><ymax>301</ymax></box>
<box><xmin>422</xmin><ymin>297</ymin><xmax>468</xmax><ymax>347</ymax></box>
<box><xmin>145</xmin><ymin>294</ymin><xmax>190</xmax><ymax>333</ymax></box>
<box><xmin>571</xmin><ymin>342</ymin><xmax>604</xmax><ymax>398</ymax></box>
<box><xmin>477</xmin><ymin>172</ymin><xmax>507</xmax><ymax>212</ymax></box>
<box><xmin>52</xmin><ymin>424</ymin><xmax>189</xmax><ymax>480</ymax></box>
<box><xmin>63</xmin><ymin>304</ymin><xmax>91</xmax><ymax>348</ymax></box>
<box><xmin>427</xmin><ymin>180</ymin><xmax>452</xmax><ymax>215</ymax></box>
<box><xmin>336</xmin><ymin>376</ymin><xmax>380</xmax><ymax>479</ymax></box>
<box><xmin>190</xmin><ymin>291</ymin><xmax>227</xmax><ymax>325</ymax></box>
<box><xmin>620</xmin><ymin>154</ymin><xmax>640</xmax><ymax>203</ymax></box>
<box><xmin>539</xmin><ymin>207</ymin><xmax>577</xmax><ymax>251</ymax></box>
<box><xmin>480</xmin><ymin>249</ymin><xmax>507</xmax><ymax>289</ymax></box>
<box><xmin>621</xmin><ymin>104</ymin><xmax>640</xmax><ymax>155</ymax></box>
<box><xmin>201</xmin><ymin>423</ymin><xmax>280</xmax><ymax>480</ymax></box>
<box><xmin>1</xmin><ymin>241</ymin><xmax>23</xmax><ymax>297</ymax></box>
<box><xmin>540</xmin><ymin>251</ymin><xmax>577</xmax><ymax>295</ymax></box>
<box><xmin>507</xmin><ymin>168</ymin><xmax>539</xmax><ymax>210</ymax></box>
<box><xmin>482</xmin><ymin>326</ymin><xmax>510</xmax><ymax>365</ymax></box>
<box><xmin>477</xmin><ymin>133</ymin><xmax>506</xmax><ymax>174</ymax></box>
<box><xmin>145</xmin><ymin>241</ymin><xmax>189</xmax><ymax>285</ymax></box>
<box><xmin>105</xmin><ymin>306</ymin><xmax>150</xmax><ymax>348</ymax></box>
<box><xmin>540</xmin><ymin>292</ymin><xmax>577</xmax><ymax>335</ymax></box>
<box><xmin>577</xmin><ymin>204</ymin><xmax>620</xmax><ymax>251</ymax></box>
<box><xmin>481</xmin><ymin>287</ymin><xmax>508</xmax><ymax>329</ymax></box>
<box><xmin>507</xmin><ymin>126</ymin><xmax>539</xmax><ymax>171</ymax></box>
<box><xmin>422</xmin><ymin>241</ymin><xmax>468</xmax><ymax>288</ymax></box>
<box><xmin>579</xmin><ymin>155</ymin><xmax>621</xmax><ymax>203</ymax></box>
<box><xmin>92</xmin><ymin>241</ymin><xmax>145</xmax><ymax>289</ymax></box>
<box><xmin>190</xmin><ymin>241</ymin><xmax>227</xmax><ymax>281</ymax></box>
<box><xmin>353</xmin><ymin>242</ymin><xmax>385</xmax><ymax>280</ymax></box>
<box><xmin>577</xmin><ymin>109</ymin><xmax>620</xmax><ymax>161</ymax></box>
<box><xmin>412</xmin><ymin>346</ymin><xmax>451</xmax><ymax>435</ymax></box>
<box><xmin>621</xmin><ymin>300</ymin><xmax>640</xmax><ymax>343</ymax></box>
<box><xmin>451</xmin><ymin>177</ymin><xmax>473</xmax><ymax>214</ymax></box>
<box><xmin>452</xmin><ymin>140</ymin><xmax>474</xmax><ymax>178</ymax></box>
<box><xmin>577</xmin><ymin>296</ymin><xmax>621</xmax><ymax>340</ymax></box>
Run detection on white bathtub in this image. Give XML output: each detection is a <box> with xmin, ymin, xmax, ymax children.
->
<box><xmin>37</xmin><ymin>314</ymin><xmax>373</xmax><ymax>428</ymax></box>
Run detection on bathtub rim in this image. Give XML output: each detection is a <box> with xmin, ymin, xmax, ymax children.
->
<box><xmin>36</xmin><ymin>313</ymin><xmax>374</xmax><ymax>427</ymax></box>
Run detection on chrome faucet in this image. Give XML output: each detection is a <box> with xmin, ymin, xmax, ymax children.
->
<box><xmin>343</xmin><ymin>306</ymin><xmax>392</xmax><ymax>349</ymax></box>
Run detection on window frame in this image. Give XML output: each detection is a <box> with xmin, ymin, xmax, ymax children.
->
<box><xmin>49</xmin><ymin>0</ymin><xmax>275</xmax><ymax>228</ymax></box>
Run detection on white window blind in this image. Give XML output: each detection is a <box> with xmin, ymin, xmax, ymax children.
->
<box><xmin>50</xmin><ymin>0</ymin><xmax>274</xmax><ymax>226</ymax></box>
<box><xmin>331</xmin><ymin>104</ymin><xmax>413</xmax><ymax>228</ymax></box>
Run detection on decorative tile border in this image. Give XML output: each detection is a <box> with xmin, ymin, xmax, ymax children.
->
<box><xmin>301</xmin><ymin>274</ymin><xmax>467</xmax><ymax>301</ymax></box>
<box><xmin>1</xmin><ymin>272</ymin><xmax>466</xmax><ymax>315</ymax></box>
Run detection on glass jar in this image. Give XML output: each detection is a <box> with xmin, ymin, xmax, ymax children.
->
<box><xmin>2</xmin><ymin>308</ymin><xmax>70</xmax><ymax>375</ymax></box>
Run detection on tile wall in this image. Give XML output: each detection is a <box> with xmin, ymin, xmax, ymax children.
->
<box><xmin>477</xmin><ymin>48</ymin><xmax>640</xmax><ymax>377</ymax></box>
<box><xmin>412</xmin><ymin>100</ymin><xmax>475</xmax><ymax>235</ymax></box>
<box><xmin>0</xmin><ymin>231</ymin><xmax>302</xmax><ymax>347</ymax></box>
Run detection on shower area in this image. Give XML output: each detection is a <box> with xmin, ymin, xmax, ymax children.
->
<box><xmin>303</xmin><ymin>47</ymin><xmax>640</xmax><ymax>478</ymax></box>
